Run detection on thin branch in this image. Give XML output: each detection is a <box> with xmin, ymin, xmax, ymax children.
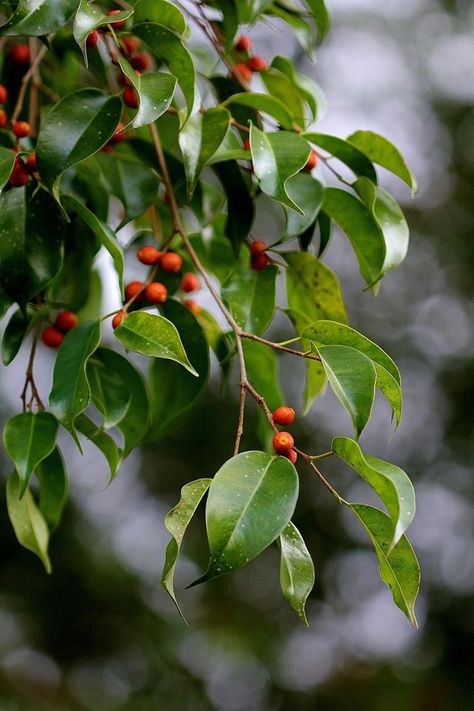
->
<box><xmin>241</xmin><ymin>331</ymin><xmax>321</xmax><ymax>361</ymax></box>
<box><xmin>11</xmin><ymin>43</ymin><xmax>49</xmax><ymax>124</ymax></box>
<box><xmin>20</xmin><ymin>325</ymin><xmax>44</xmax><ymax>412</ymax></box>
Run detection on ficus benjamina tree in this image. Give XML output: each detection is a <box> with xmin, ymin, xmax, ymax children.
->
<box><xmin>0</xmin><ymin>0</ymin><xmax>420</xmax><ymax>627</ymax></box>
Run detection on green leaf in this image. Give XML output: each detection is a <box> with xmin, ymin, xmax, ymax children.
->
<box><xmin>73</xmin><ymin>1</ymin><xmax>133</xmax><ymax>63</ymax></box>
<box><xmin>0</xmin><ymin>146</ymin><xmax>16</xmax><ymax>195</ymax></box>
<box><xmin>222</xmin><ymin>262</ymin><xmax>277</xmax><ymax>335</ymax></box>
<box><xmin>134</xmin><ymin>22</ymin><xmax>198</xmax><ymax>120</ymax></box>
<box><xmin>49</xmin><ymin>320</ymin><xmax>101</xmax><ymax>436</ymax></box>
<box><xmin>250</xmin><ymin>124</ymin><xmax>311</xmax><ymax>213</ymax></box>
<box><xmin>118</xmin><ymin>56</ymin><xmax>177</xmax><ymax>129</ymax></box>
<box><xmin>161</xmin><ymin>478</ymin><xmax>212</xmax><ymax>620</ymax></box>
<box><xmin>114</xmin><ymin>311</ymin><xmax>197</xmax><ymax>376</ymax></box>
<box><xmin>7</xmin><ymin>471</ymin><xmax>51</xmax><ymax>573</ymax></box>
<box><xmin>223</xmin><ymin>92</ymin><xmax>295</xmax><ymax>130</ymax></box>
<box><xmin>1</xmin><ymin>0</ymin><xmax>80</xmax><ymax>35</ymax></box>
<box><xmin>37</xmin><ymin>447</ymin><xmax>68</xmax><ymax>532</ymax></box>
<box><xmin>333</xmin><ymin>437</ymin><xmax>415</xmax><ymax>549</ymax></box>
<box><xmin>271</xmin><ymin>56</ymin><xmax>324</xmax><ymax>122</ymax></box>
<box><xmin>348</xmin><ymin>130</ymin><xmax>417</xmax><ymax>193</ymax></box>
<box><xmin>373</xmin><ymin>362</ymin><xmax>402</xmax><ymax>429</ymax></box>
<box><xmin>261</xmin><ymin>68</ymin><xmax>306</xmax><ymax>128</ymax></box>
<box><xmin>87</xmin><ymin>358</ymin><xmax>130</xmax><ymax>429</ymax></box>
<box><xmin>323</xmin><ymin>187</ymin><xmax>385</xmax><ymax>288</ymax></box>
<box><xmin>284</xmin><ymin>174</ymin><xmax>324</xmax><ymax>238</ymax></box>
<box><xmin>279</xmin><ymin>521</ymin><xmax>315</xmax><ymax>626</ymax></box>
<box><xmin>305</xmin><ymin>0</ymin><xmax>330</xmax><ymax>40</ymax></box>
<box><xmin>269</xmin><ymin>5</ymin><xmax>315</xmax><ymax>59</ymax></box>
<box><xmin>317</xmin><ymin>210</ymin><xmax>332</xmax><ymax>256</ymax></box>
<box><xmin>2</xmin><ymin>308</ymin><xmax>29</xmax><ymax>366</ymax></box>
<box><xmin>62</xmin><ymin>194</ymin><xmax>124</xmax><ymax>294</ymax></box>
<box><xmin>213</xmin><ymin>161</ymin><xmax>255</xmax><ymax>253</ymax></box>
<box><xmin>304</xmin><ymin>133</ymin><xmax>377</xmax><ymax>182</ymax></box>
<box><xmin>317</xmin><ymin>345</ymin><xmax>376</xmax><ymax>437</ymax></box>
<box><xmin>283</xmin><ymin>308</ymin><xmax>326</xmax><ymax>414</ymax></box>
<box><xmin>4</xmin><ymin>412</ymin><xmax>58</xmax><ymax>498</ymax></box>
<box><xmin>134</xmin><ymin>0</ymin><xmax>186</xmax><ymax>33</ymax></box>
<box><xmin>149</xmin><ymin>300</ymin><xmax>209</xmax><ymax>440</ymax></box>
<box><xmin>36</xmin><ymin>88</ymin><xmax>122</xmax><ymax>203</ymax></box>
<box><xmin>179</xmin><ymin>108</ymin><xmax>231</xmax><ymax>198</ymax></box>
<box><xmin>0</xmin><ymin>184</ymin><xmax>64</xmax><ymax>304</ymax></box>
<box><xmin>349</xmin><ymin>504</ymin><xmax>420</xmax><ymax>627</ymax></box>
<box><xmin>191</xmin><ymin>451</ymin><xmax>299</xmax><ymax>585</ymax></box>
<box><xmin>75</xmin><ymin>414</ymin><xmax>122</xmax><ymax>483</ymax></box>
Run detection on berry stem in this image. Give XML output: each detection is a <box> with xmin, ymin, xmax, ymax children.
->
<box><xmin>11</xmin><ymin>42</ymin><xmax>49</xmax><ymax>125</ymax></box>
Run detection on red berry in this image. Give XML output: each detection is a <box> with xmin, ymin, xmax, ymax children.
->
<box><xmin>283</xmin><ymin>449</ymin><xmax>298</xmax><ymax>465</ymax></box>
<box><xmin>184</xmin><ymin>299</ymin><xmax>200</xmax><ymax>316</ymax></box>
<box><xmin>250</xmin><ymin>239</ymin><xmax>266</xmax><ymax>255</ymax></box>
<box><xmin>112</xmin><ymin>311</ymin><xmax>126</xmax><ymax>329</ymax></box>
<box><xmin>12</xmin><ymin>121</ymin><xmax>30</xmax><ymax>138</ymax></box>
<box><xmin>246</xmin><ymin>55</ymin><xmax>267</xmax><ymax>72</ymax></box>
<box><xmin>303</xmin><ymin>149</ymin><xmax>318</xmax><ymax>172</ymax></box>
<box><xmin>145</xmin><ymin>282</ymin><xmax>168</xmax><ymax>304</ymax></box>
<box><xmin>110</xmin><ymin>122</ymin><xmax>127</xmax><ymax>143</ymax></box>
<box><xmin>9</xmin><ymin>44</ymin><xmax>30</xmax><ymax>65</ymax></box>
<box><xmin>9</xmin><ymin>157</ymin><xmax>29</xmax><ymax>187</ymax></box>
<box><xmin>86</xmin><ymin>30</ymin><xmax>99</xmax><ymax>48</ymax></box>
<box><xmin>137</xmin><ymin>245</ymin><xmax>161</xmax><ymax>265</ymax></box>
<box><xmin>251</xmin><ymin>252</ymin><xmax>270</xmax><ymax>271</ymax></box>
<box><xmin>0</xmin><ymin>109</ymin><xmax>7</xmax><ymax>128</ymax></box>
<box><xmin>233</xmin><ymin>63</ymin><xmax>253</xmax><ymax>83</ymax></box>
<box><xmin>161</xmin><ymin>252</ymin><xmax>182</xmax><ymax>273</ymax></box>
<box><xmin>181</xmin><ymin>272</ymin><xmax>200</xmax><ymax>293</ymax></box>
<box><xmin>125</xmin><ymin>280</ymin><xmax>145</xmax><ymax>301</ymax></box>
<box><xmin>123</xmin><ymin>86</ymin><xmax>139</xmax><ymax>108</ymax></box>
<box><xmin>273</xmin><ymin>431</ymin><xmax>294</xmax><ymax>454</ymax></box>
<box><xmin>273</xmin><ymin>406</ymin><xmax>296</xmax><ymax>426</ymax></box>
<box><xmin>42</xmin><ymin>326</ymin><xmax>64</xmax><ymax>349</ymax></box>
<box><xmin>122</xmin><ymin>36</ymin><xmax>139</xmax><ymax>55</ymax></box>
<box><xmin>107</xmin><ymin>9</ymin><xmax>126</xmax><ymax>29</ymax></box>
<box><xmin>0</xmin><ymin>84</ymin><xmax>7</xmax><ymax>104</ymax></box>
<box><xmin>235</xmin><ymin>35</ymin><xmax>252</xmax><ymax>53</ymax></box>
<box><xmin>26</xmin><ymin>151</ymin><xmax>37</xmax><ymax>172</ymax></box>
<box><xmin>55</xmin><ymin>310</ymin><xmax>78</xmax><ymax>332</ymax></box>
<box><xmin>131</xmin><ymin>53</ymin><xmax>152</xmax><ymax>71</ymax></box>
<box><xmin>243</xmin><ymin>138</ymin><xmax>250</xmax><ymax>151</ymax></box>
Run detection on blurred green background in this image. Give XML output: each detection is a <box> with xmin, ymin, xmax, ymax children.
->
<box><xmin>1</xmin><ymin>0</ymin><xmax>474</xmax><ymax>708</ymax></box>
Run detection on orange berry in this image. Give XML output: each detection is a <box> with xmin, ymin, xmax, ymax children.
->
<box><xmin>12</xmin><ymin>121</ymin><xmax>30</xmax><ymax>138</ymax></box>
<box><xmin>86</xmin><ymin>30</ymin><xmax>99</xmax><ymax>48</ymax></box>
<box><xmin>273</xmin><ymin>431</ymin><xmax>294</xmax><ymax>454</ymax></box>
<box><xmin>145</xmin><ymin>282</ymin><xmax>168</xmax><ymax>304</ymax></box>
<box><xmin>131</xmin><ymin>53</ymin><xmax>152</xmax><ymax>71</ymax></box>
<box><xmin>303</xmin><ymin>149</ymin><xmax>318</xmax><ymax>172</ymax></box>
<box><xmin>273</xmin><ymin>406</ymin><xmax>296</xmax><ymax>426</ymax></box>
<box><xmin>251</xmin><ymin>252</ymin><xmax>270</xmax><ymax>271</ymax></box>
<box><xmin>235</xmin><ymin>35</ymin><xmax>252</xmax><ymax>53</ymax></box>
<box><xmin>122</xmin><ymin>36</ymin><xmax>139</xmax><ymax>55</ymax></box>
<box><xmin>184</xmin><ymin>299</ymin><xmax>200</xmax><ymax>316</ymax></box>
<box><xmin>123</xmin><ymin>86</ymin><xmax>139</xmax><ymax>108</ymax></box>
<box><xmin>0</xmin><ymin>109</ymin><xmax>7</xmax><ymax>128</ymax></box>
<box><xmin>137</xmin><ymin>245</ymin><xmax>161</xmax><ymax>265</ymax></box>
<box><xmin>9</xmin><ymin>157</ymin><xmax>29</xmax><ymax>187</ymax></box>
<box><xmin>249</xmin><ymin>240</ymin><xmax>266</xmax><ymax>255</ymax></box>
<box><xmin>42</xmin><ymin>326</ymin><xmax>64</xmax><ymax>349</ymax></box>
<box><xmin>107</xmin><ymin>9</ymin><xmax>126</xmax><ymax>29</ymax></box>
<box><xmin>233</xmin><ymin>63</ymin><xmax>253</xmax><ymax>83</ymax></box>
<box><xmin>246</xmin><ymin>55</ymin><xmax>267</xmax><ymax>72</ymax></box>
<box><xmin>112</xmin><ymin>311</ymin><xmax>126</xmax><ymax>329</ymax></box>
<box><xmin>26</xmin><ymin>151</ymin><xmax>37</xmax><ymax>172</ymax></box>
<box><xmin>9</xmin><ymin>44</ymin><xmax>30</xmax><ymax>65</ymax></box>
<box><xmin>110</xmin><ymin>122</ymin><xmax>127</xmax><ymax>143</ymax></box>
<box><xmin>181</xmin><ymin>272</ymin><xmax>200</xmax><ymax>293</ymax></box>
<box><xmin>161</xmin><ymin>252</ymin><xmax>182</xmax><ymax>273</ymax></box>
<box><xmin>283</xmin><ymin>449</ymin><xmax>298</xmax><ymax>465</ymax></box>
<box><xmin>0</xmin><ymin>84</ymin><xmax>7</xmax><ymax>104</ymax></box>
<box><xmin>55</xmin><ymin>310</ymin><xmax>78</xmax><ymax>332</ymax></box>
<box><xmin>125</xmin><ymin>280</ymin><xmax>145</xmax><ymax>301</ymax></box>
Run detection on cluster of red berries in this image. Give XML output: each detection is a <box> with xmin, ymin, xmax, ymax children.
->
<box><xmin>86</xmin><ymin>9</ymin><xmax>129</xmax><ymax>49</ymax></box>
<box><xmin>0</xmin><ymin>87</ymin><xmax>37</xmax><ymax>187</ymax></box>
<box><xmin>42</xmin><ymin>311</ymin><xmax>78</xmax><ymax>349</ymax></box>
<box><xmin>249</xmin><ymin>240</ymin><xmax>271</xmax><ymax>271</ymax></box>
<box><xmin>232</xmin><ymin>35</ymin><xmax>268</xmax><ymax>84</ymax></box>
<box><xmin>113</xmin><ymin>247</ymin><xmax>201</xmax><ymax>328</ymax></box>
<box><xmin>271</xmin><ymin>406</ymin><xmax>297</xmax><ymax>464</ymax></box>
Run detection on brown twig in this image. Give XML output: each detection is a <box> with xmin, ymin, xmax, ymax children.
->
<box><xmin>20</xmin><ymin>325</ymin><xmax>44</xmax><ymax>412</ymax></box>
<box><xmin>11</xmin><ymin>43</ymin><xmax>49</xmax><ymax>124</ymax></box>
<box><xmin>240</xmin><ymin>331</ymin><xmax>322</xmax><ymax>362</ymax></box>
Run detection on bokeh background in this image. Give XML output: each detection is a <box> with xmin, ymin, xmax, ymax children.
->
<box><xmin>1</xmin><ymin>0</ymin><xmax>474</xmax><ymax>708</ymax></box>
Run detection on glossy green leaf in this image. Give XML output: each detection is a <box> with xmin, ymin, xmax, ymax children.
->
<box><xmin>305</xmin><ymin>0</ymin><xmax>330</xmax><ymax>40</ymax></box>
<box><xmin>2</xmin><ymin>308</ymin><xmax>29</xmax><ymax>366</ymax></box>
<box><xmin>317</xmin><ymin>210</ymin><xmax>332</xmax><ymax>256</ymax></box>
<box><xmin>222</xmin><ymin>262</ymin><xmax>277</xmax><ymax>335</ymax></box>
<box><xmin>134</xmin><ymin>0</ymin><xmax>186</xmax><ymax>33</ymax></box>
<box><xmin>333</xmin><ymin>437</ymin><xmax>415</xmax><ymax>549</ymax></box>
<box><xmin>261</xmin><ymin>69</ymin><xmax>306</xmax><ymax>128</ymax></box>
<box><xmin>7</xmin><ymin>471</ymin><xmax>51</xmax><ymax>573</ymax></box>
<box><xmin>0</xmin><ymin>146</ymin><xmax>16</xmax><ymax>195</ymax></box>
<box><xmin>373</xmin><ymin>362</ymin><xmax>402</xmax><ymax>429</ymax></box>
<box><xmin>115</xmin><ymin>311</ymin><xmax>197</xmax><ymax>376</ymax></box>
<box><xmin>223</xmin><ymin>93</ymin><xmax>295</xmax><ymax>130</ymax></box>
<box><xmin>271</xmin><ymin>56</ymin><xmax>324</xmax><ymax>122</ymax></box>
<box><xmin>317</xmin><ymin>345</ymin><xmax>376</xmax><ymax>438</ymax></box>
<box><xmin>75</xmin><ymin>414</ymin><xmax>122</xmax><ymax>483</ymax></box>
<box><xmin>36</xmin><ymin>88</ymin><xmax>122</xmax><ymax>203</ymax></box>
<box><xmin>161</xmin><ymin>478</ymin><xmax>212</xmax><ymax>620</ymax></box>
<box><xmin>270</xmin><ymin>5</ymin><xmax>315</xmax><ymax>59</ymax></box>
<box><xmin>304</xmin><ymin>133</ymin><xmax>377</xmax><ymax>182</ymax></box>
<box><xmin>191</xmin><ymin>451</ymin><xmax>299</xmax><ymax>585</ymax></box>
<box><xmin>179</xmin><ymin>108</ymin><xmax>231</xmax><ymax>198</ymax></box>
<box><xmin>73</xmin><ymin>0</ymin><xmax>133</xmax><ymax>63</ymax></box>
<box><xmin>279</xmin><ymin>521</ymin><xmax>315</xmax><ymax>626</ymax></box>
<box><xmin>4</xmin><ymin>412</ymin><xmax>58</xmax><ymax>497</ymax></box>
<box><xmin>37</xmin><ymin>447</ymin><xmax>68</xmax><ymax>532</ymax></box>
<box><xmin>1</xmin><ymin>0</ymin><xmax>80</xmax><ymax>35</ymax></box>
<box><xmin>285</xmin><ymin>174</ymin><xmax>324</xmax><ymax>238</ymax></box>
<box><xmin>348</xmin><ymin>130</ymin><xmax>417</xmax><ymax>193</ymax></box>
<box><xmin>49</xmin><ymin>320</ymin><xmax>101</xmax><ymax>435</ymax></box>
<box><xmin>134</xmin><ymin>22</ymin><xmax>198</xmax><ymax>120</ymax></box>
<box><xmin>213</xmin><ymin>161</ymin><xmax>255</xmax><ymax>253</ymax></box>
<box><xmin>0</xmin><ymin>184</ymin><xmax>64</xmax><ymax>304</ymax></box>
<box><xmin>239</xmin><ymin>0</ymin><xmax>273</xmax><ymax>23</ymax></box>
<box><xmin>323</xmin><ymin>187</ymin><xmax>385</xmax><ymax>287</ymax></box>
<box><xmin>349</xmin><ymin>504</ymin><xmax>420</xmax><ymax>627</ymax></box>
<box><xmin>63</xmin><ymin>194</ymin><xmax>124</xmax><ymax>294</ymax></box>
<box><xmin>118</xmin><ymin>56</ymin><xmax>177</xmax><ymax>129</ymax></box>
<box><xmin>87</xmin><ymin>358</ymin><xmax>130</xmax><ymax>430</ymax></box>
<box><xmin>250</xmin><ymin>124</ymin><xmax>311</xmax><ymax>213</ymax></box>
